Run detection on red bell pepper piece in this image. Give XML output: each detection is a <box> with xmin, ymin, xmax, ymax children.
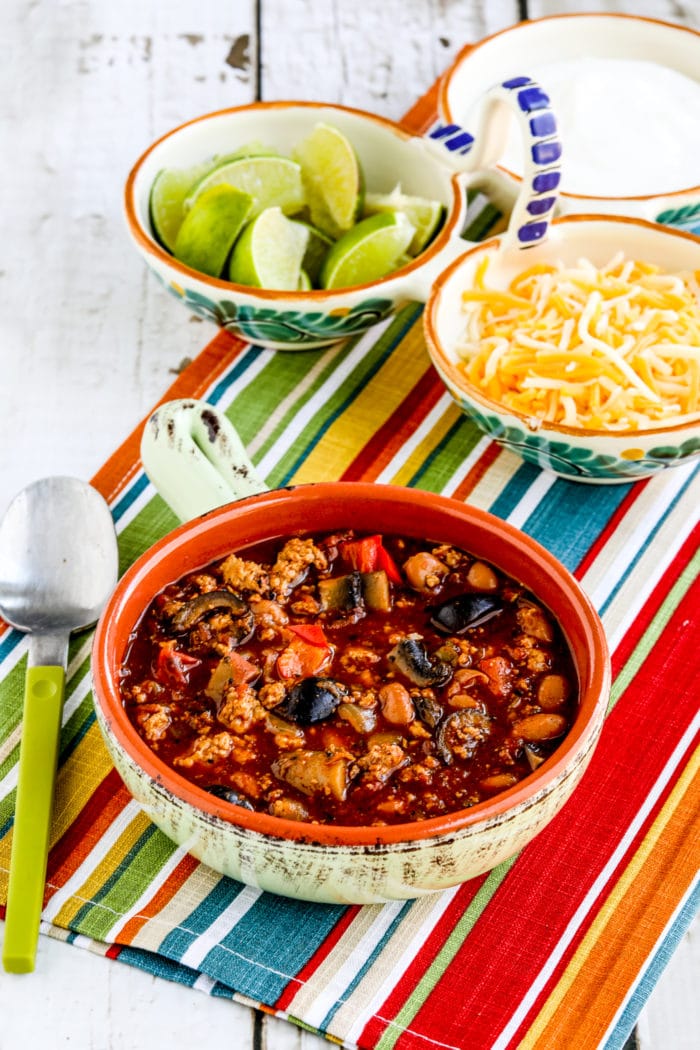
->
<box><xmin>340</xmin><ymin>534</ymin><xmax>403</xmax><ymax>584</ymax></box>
<box><xmin>287</xmin><ymin>623</ymin><xmax>329</xmax><ymax>648</ymax></box>
<box><xmin>374</xmin><ymin>544</ymin><xmax>403</xmax><ymax>584</ymax></box>
<box><xmin>224</xmin><ymin>650</ymin><xmax>260</xmax><ymax>685</ymax></box>
<box><xmin>339</xmin><ymin>534</ymin><xmax>381</xmax><ymax>573</ymax></box>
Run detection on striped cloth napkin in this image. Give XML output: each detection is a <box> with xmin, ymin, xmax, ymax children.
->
<box><xmin>2</xmin><ymin>82</ymin><xmax>699</xmax><ymax>1050</ymax></box>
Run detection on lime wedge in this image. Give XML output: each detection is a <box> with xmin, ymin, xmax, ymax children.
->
<box><xmin>291</xmin><ymin>221</ymin><xmax>334</xmax><ymax>285</ymax></box>
<box><xmin>185</xmin><ymin>155</ymin><xmax>305</xmax><ymax>217</ymax></box>
<box><xmin>298</xmin><ymin>269</ymin><xmax>312</xmax><ymax>291</ymax></box>
<box><xmin>293</xmin><ymin>123</ymin><xmax>363</xmax><ymax>238</ymax></box>
<box><xmin>319</xmin><ymin>211</ymin><xmax>414</xmax><ymax>289</ymax></box>
<box><xmin>173</xmin><ymin>184</ymin><xmax>254</xmax><ymax>277</ymax></box>
<box><xmin>228</xmin><ymin>206</ymin><xmax>310</xmax><ymax>290</ymax></box>
<box><xmin>149</xmin><ymin>161</ymin><xmax>218</xmax><ymax>252</ymax></box>
<box><xmin>363</xmin><ymin>187</ymin><xmax>445</xmax><ymax>255</ymax></box>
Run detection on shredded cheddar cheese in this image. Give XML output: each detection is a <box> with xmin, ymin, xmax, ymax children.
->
<box><xmin>456</xmin><ymin>253</ymin><xmax>700</xmax><ymax>430</ymax></box>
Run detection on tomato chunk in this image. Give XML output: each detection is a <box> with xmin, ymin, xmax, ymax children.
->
<box><xmin>156</xmin><ymin>644</ymin><xmax>200</xmax><ymax>685</ymax></box>
<box><xmin>277</xmin><ymin>635</ymin><xmax>332</xmax><ymax>679</ymax></box>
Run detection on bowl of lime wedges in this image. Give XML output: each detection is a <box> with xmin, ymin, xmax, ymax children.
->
<box><xmin>125</xmin><ymin>95</ymin><xmax>562</xmax><ymax>349</ymax></box>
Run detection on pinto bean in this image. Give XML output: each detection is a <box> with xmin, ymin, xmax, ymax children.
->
<box><xmin>480</xmin><ymin>772</ymin><xmax>518</xmax><ymax>792</ymax></box>
<box><xmin>379</xmin><ymin>682</ymin><xmax>415</xmax><ymax>725</ymax></box>
<box><xmin>467</xmin><ymin>560</ymin><xmax>499</xmax><ymax>591</ymax></box>
<box><xmin>537</xmin><ymin>674</ymin><xmax>570</xmax><ymax>710</ymax></box>
<box><xmin>512</xmin><ymin>713</ymin><xmax>567</xmax><ymax>742</ymax></box>
<box><xmin>268</xmin><ymin>797</ymin><xmax>309</xmax><ymax>821</ymax></box>
<box><xmin>402</xmin><ymin>552</ymin><xmax>449</xmax><ymax>591</ymax></box>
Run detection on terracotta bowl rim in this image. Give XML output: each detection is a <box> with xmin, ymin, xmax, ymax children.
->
<box><xmin>91</xmin><ymin>482</ymin><xmax>610</xmax><ymax>848</ymax></box>
<box><xmin>439</xmin><ymin>12</ymin><xmax>700</xmax><ymax>203</ymax></box>
<box><xmin>123</xmin><ymin>99</ymin><xmax>465</xmax><ymax>300</ymax></box>
<box><xmin>423</xmin><ymin>214</ymin><xmax>700</xmax><ymax>441</ymax></box>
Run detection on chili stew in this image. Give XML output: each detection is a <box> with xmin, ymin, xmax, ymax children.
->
<box><xmin>120</xmin><ymin>531</ymin><xmax>577</xmax><ymax>826</ymax></box>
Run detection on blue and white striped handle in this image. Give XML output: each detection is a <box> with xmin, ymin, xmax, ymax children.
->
<box><xmin>428</xmin><ymin>76</ymin><xmax>562</xmax><ymax>248</ymax></box>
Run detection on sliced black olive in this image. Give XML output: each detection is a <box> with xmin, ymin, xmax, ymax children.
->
<box><xmin>275</xmin><ymin>676</ymin><xmax>348</xmax><ymax>725</ymax></box>
<box><xmin>436</xmin><ymin>709</ymin><xmax>491</xmax><ymax>765</ymax></box>
<box><xmin>170</xmin><ymin>589</ymin><xmax>254</xmax><ymax>642</ymax></box>
<box><xmin>203</xmin><ymin>784</ymin><xmax>254</xmax><ymax>809</ymax></box>
<box><xmin>430</xmin><ymin>594</ymin><xmax>503</xmax><ymax>635</ymax></box>
<box><xmin>388</xmin><ymin>635</ymin><xmax>452</xmax><ymax>688</ymax></box>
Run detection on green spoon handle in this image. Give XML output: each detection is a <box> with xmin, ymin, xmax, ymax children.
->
<box><xmin>2</xmin><ymin>665</ymin><xmax>65</xmax><ymax>973</ymax></box>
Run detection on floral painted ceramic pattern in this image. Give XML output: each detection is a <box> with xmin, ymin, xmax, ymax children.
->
<box><xmin>452</xmin><ymin>398</ymin><xmax>700</xmax><ymax>481</ymax></box>
<box><xmin>160</xmin><ymin>276</ymin><xmax>394</xmax><ymax>346</ymax></box>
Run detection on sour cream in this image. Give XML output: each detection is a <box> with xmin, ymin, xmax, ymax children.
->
<box><xmin>496</xmin><ymin>58</ymin><xmax>700</xmax><ymax>198</ymax></box>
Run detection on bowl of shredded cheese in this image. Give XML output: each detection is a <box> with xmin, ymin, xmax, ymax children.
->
<box><xmin>423</xmin><ymin>215</ymin><xmax>700</xmax><ymax>482</ymax></box>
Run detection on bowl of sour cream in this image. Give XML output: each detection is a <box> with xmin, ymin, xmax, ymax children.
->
<box><xmin>439</xmin><ymin>14</ymin><xmax>700</xmax><ymax>234</ymax></box>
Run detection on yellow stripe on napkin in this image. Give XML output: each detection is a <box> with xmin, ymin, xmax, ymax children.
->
<box><xmin>289</xmin><ymin>324</ymin><xmax>430</xmax><ymax>485</ymax></box>
<box><xmin>52</xmin><ymin>809</ymin><xmax>154</xmax><ymax>929</ymax></box>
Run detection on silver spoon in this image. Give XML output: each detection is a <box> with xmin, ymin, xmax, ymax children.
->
<box><xmin>0</xmin><ymin>477</ymin><xmax>118</xmax><ymax>973</ymax></box>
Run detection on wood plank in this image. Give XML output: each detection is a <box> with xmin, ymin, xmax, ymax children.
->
<box><xmin>529</xmin><ymin>0</ymin><xmax>700</xmax><ymax>21</ymax></box>
<box><xmin>259</xmin><ymin>0</ymin><xmax>522</xmax><ymax>115</ymax></box>
<box><xmin>0</xmin><ymin>0</ymin><xmax>257</xmax><ymax>515</ymax></box>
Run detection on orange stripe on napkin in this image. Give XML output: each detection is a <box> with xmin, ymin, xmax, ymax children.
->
<box><xmin>115</xmin><ymin>851</ymin><xmax>200</xmax><ymax>945</ymax></box>
<box><xmin>450</xmin><ymin>442</ymin><xmax>502</xmax><ymax>503</ymax></box>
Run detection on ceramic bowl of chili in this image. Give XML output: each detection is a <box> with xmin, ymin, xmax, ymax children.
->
<box><xmin>91</xmin><ymin>474</ymin><xmax>610</xmax><ymax>905</ymax></box>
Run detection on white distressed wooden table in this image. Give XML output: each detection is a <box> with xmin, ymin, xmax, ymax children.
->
<box><xmin>0</xmin><ymin>2</ymin><xmax>697</xmax><ymax>1047</ymax></box>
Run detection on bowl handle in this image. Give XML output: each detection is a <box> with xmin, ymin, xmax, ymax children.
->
<box><xmin>423</xmin><ymin>76</ymin><xmax>562</xmax><ymax>251</ymax></box>
<box><xmin>140</xmin><ymin>399</ymin><xmax>268</xmax><ymax>522</ymax></box>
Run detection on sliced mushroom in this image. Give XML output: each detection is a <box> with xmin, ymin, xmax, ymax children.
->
<box><xmin>272</xmin><ymin>748</ymin><xmax>353</xmax><ymax>801</ymax></box>
<box><xmin>170</xmin><ymin>589</ymin><xmax>254</xmax><ymax>643</ymax></box>
<box><xmin>412</xmin><ymin>691</ymin><xmax>443</xmax><ymax>728</ymax></box>
<box><xmin>274</xmin><ymin>676</ymin><xmax>348</xmax><ymax>725</ymax></box>
<box><xmin>430</xmin><ymin>594</ymin><xmax>503</xmax><ymax>635</ymax></box>
<box><xmin>436</xmin><ymin>709</ymin><xmax>491</xmax><ymax>765</ymax></box>
<box><xmin>387</xmin><ymin>635</ymin><xmax>452</xmax><ymax>688</ymax></box>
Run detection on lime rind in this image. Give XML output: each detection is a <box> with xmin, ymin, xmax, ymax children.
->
<box><xmin>363</xmin><ymin>186</ymin><xmax>446</xmax><ymax>255</ymax></box>
<box><xmin>149</xmin><ymin>160</ymin><xmax>219</xmax><ymax>252</ymax></box>
<box><xmin>173</xmin><ymin>185</ymin><xmax>254</xmax><ymax>277</ymax></box>
<box><xmin>228</xmin><ymin>206</ymin><xmax>310</xmax><ymax>291</ymax></box>
<box><xmin>320</xmin><ymin>211</ymin><xmax>415</xmax><ymax>290</ymax></box>
<box><xmin>185</xmin><ymin>155</ymin><xmax>305</xmax><ymax>218</ymax></box>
